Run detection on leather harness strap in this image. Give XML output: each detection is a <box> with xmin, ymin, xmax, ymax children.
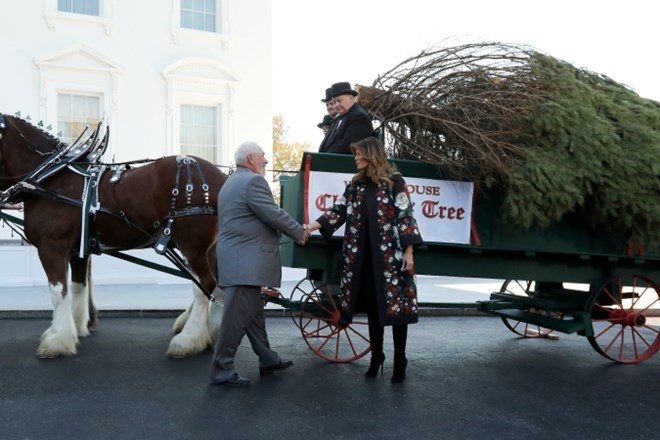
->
<box><xmin>153</xmin><ymin>156</ymin><xmax>216</xmax><ymax>255</ymax></box>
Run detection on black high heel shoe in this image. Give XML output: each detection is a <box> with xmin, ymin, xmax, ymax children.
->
<box><xmin>365</xmin><ymin>352</ymin><xmax>385</xmax><ymax>378</ymax></box>
<box><xmin>391</xmin><ymin>356</ymin><xmax>408</xmax><ymax>383</ymax></box>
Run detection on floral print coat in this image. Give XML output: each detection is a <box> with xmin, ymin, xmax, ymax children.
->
<box><xmin>316</xmin><ymin>174</ymin><xmax>423</xmax><ymax>326</ymax></box>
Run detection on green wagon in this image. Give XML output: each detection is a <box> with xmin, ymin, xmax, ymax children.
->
<box><xmin>270</xmin><ymin>152</ymin><xmax>660</xmax><ymax>365</ymax></box>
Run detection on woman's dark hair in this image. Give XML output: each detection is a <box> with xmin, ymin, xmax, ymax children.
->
<box><xmin>350</xmin><ymin>137</ymin><xmax>399</xmax><ymax>187</ymax></box>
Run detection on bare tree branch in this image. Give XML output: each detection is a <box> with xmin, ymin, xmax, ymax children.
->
<box><xmin>357</xmin><ymin>41</ymin><xmax>551</xmax><ymax>182</ymax></box>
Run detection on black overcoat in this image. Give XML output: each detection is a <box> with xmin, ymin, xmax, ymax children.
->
<box><xmin>318</xmin><ymin>103</ymin><xmax>373</xmax><ymax>154</ymax></box>
<box><xmin>317</xmin><ymin>175</ymin><xmax>423</xmax><ymax>326</ymax></box>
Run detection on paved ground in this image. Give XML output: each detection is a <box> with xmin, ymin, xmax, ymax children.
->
<box><xmin>1</xmin><ymin>315</ymin><xmax>659</xmax><ymax>440</ymax></box>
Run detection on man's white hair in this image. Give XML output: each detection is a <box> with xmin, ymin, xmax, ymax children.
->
<box><xmin>235</xmin><ymin>141</ymin><xmax>262</xmax><ymax>165</ymax></box>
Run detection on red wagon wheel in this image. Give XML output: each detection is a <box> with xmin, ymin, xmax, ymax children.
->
<box><xmin>286</xmin><ymin>278</ymin><xmax>318</xmax><ymax>329</ymax></box>
<box><xmin>299</xmin><ymin>283</ymin><xmax>371</xmax><ymax>363</ymax></box>
<box><xmin>499</xmin><ymin>280</ymin><xmax>559</xmax><ymax>338</ymax></box>
<box><xmin>586</xmin><ymin>274</ymin><xmax>660</xmax><ymax>364</ymax></box>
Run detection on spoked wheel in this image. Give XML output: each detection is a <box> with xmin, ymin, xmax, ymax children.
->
<box><xmin>587</xmin><ymin>274</ymin><xmax>660</xmax><ymax>364</ymax></box>
<box><xmin>287</xmin><ymin>278</ymin><xmax>318</xmax><ymax>329</ymax></box>
<box><xmin>499</xmin><ymin>280</ymin><xmax>559</xmax><ymax>338</ymax></box>
<box><xmin>299</xmin><ymin>283</ymin><xmax>371</xmax><ymax>363</ymax></box>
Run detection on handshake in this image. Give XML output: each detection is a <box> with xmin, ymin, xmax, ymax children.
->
<box><xmin>298</xmin><ymin>221</ymin><xmax>320</xmax><ymax>245</ymax></box>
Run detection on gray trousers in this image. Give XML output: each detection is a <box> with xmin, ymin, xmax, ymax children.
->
<box><xmin>210</xmin><ymin>285</ymin><xmax>281</xmax><ymax>382</ymax></box>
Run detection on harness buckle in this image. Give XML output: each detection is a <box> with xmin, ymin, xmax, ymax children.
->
<box><xmin>210</xmin><ymin>294</ymin><xmax>224</xmax><ymax>307</ymax></box>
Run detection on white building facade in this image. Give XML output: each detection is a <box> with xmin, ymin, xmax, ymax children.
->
<box><xmin>0</xmin><ymin>0</ymin><xmax>273</xmax><ymax>287</ymax></box>
<box><xmin>1</xmin><ymin>0</ymin><xmax>272</xmax><ymax>164</ymax></box>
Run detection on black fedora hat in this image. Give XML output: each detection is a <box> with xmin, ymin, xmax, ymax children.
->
<box><xmin>317</xmin><ymin>114</ymin><xmax>334</xmax><ymax>129</ymax></box>
<box><xmin>329</xmin><ymin>82</ymin><xmax>358</xmax><ymax>98</ymax></box>
<box><xmin>321</xmin><ymin>88</ymin><xmax>333</xmax><ymax>103</ymax></box>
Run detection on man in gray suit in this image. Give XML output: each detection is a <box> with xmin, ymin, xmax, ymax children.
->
<box><xmin>210</xmin><ymin>141</ymin><xmax>308</xmax><ymax>387</ymax></box>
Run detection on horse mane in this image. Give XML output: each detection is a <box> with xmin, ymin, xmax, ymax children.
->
<box><xmin>6</xmin><ymin>114</ymin><xmax>66</xmax><ymax>155</ymax></box>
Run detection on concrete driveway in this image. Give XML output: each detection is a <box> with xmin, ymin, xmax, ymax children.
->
<box><xmin>2</xmin><ymin>315</ymin><xmax>659</xmax><ymax>440</ymax></box>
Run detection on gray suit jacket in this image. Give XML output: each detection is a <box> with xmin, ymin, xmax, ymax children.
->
<box><xmin>216</xmin><ymin>166</ymin><xmax>304</xmax><ymax>288</ymax></box>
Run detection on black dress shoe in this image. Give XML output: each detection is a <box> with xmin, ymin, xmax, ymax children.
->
<box><xmin>211</xmin><ymin>373</ymin><xmax>251</xmax><ymax>387</ymax></box>
<box><xmin>259</xmin><ymin>360</ymin><xmax>294</xmax><ymax>375</ymax></box>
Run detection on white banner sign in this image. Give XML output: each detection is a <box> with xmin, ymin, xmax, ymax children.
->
<box><xmin>306</xmin><ymin>171</ymin><xmax>474</xmax><ymax>244</ymax></box>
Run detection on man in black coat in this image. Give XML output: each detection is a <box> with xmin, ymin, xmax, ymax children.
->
<box><xmin>318</xmin><ymin>82</ymin><xmax>373</xmax><ymax>154</ymax></box>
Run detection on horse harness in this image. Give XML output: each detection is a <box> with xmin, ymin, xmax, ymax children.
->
<box><xmin>0</xmin><ymin>119</ymin><xmax>218</xmax><ymax>299</ymax></box>
<box><xmin>153</xmin><ymin>156</ymin><xmax>216</xmax><ymax>254</ymax></box>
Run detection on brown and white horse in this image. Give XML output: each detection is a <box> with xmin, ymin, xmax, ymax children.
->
<box><xmin>0</xmin><ymin>114</ymin><xmax>227</xmax><ymax>358</ymax></box>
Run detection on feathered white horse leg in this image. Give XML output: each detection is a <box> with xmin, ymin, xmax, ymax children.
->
<box><xmin>172</xmin><ymin>302</ymin><xmax>192</xmax><ymax>334</ymax></box>
<box><xmin>37</xmin><ymin>282</ymin><xmax>79</xmax><ymax>358</ymax></box>
<box><xmin>71</xmin><ymin>281</ymin><xmax>91</xmax><ymax>337</ymax></box>
<box><xmin>166</xmin><ymin>284</ymin><xmax>213</xmax><ymax>357</ymax></box>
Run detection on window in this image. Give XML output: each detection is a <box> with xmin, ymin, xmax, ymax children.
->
<box><xmin>45</xmin><ymin>0</ymin><xmax>113</xmax><ymax>34</ymax></box>
<box><xmin>180</xmin><ymin>105</ymin><xmax>217</xmax><ymax>163</ymax></box>
<box><xmin>58</xmin><ymin>0</ymin><xmax>100</xmax><ymax>16</ymax></box>
<box><xmin>57</xmin><ymin>94</ymin><xmax>101</xmax><ymax>145</ymax></box>
<box><xmin>170</xmin><ymin>0</ymin><xmax>228</xmax><ymax>46</ymax></box>
<box><xmin>164</xmin><ymin>58</ymin><xmax>233</xmax><ymax>163</ymax></box>
<box><xmin>180</xmin><ymin>0</ymin><xmax>216</xmax><ymax>32</ymax></box>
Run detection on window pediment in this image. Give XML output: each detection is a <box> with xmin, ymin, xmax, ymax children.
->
<box><xmin>163</xmin><ymin>58</ymin><xmax>236</xmax><ymax>84</ymax></box>
<box><xmin>35</xmin><ymin>45</ymin><xmax>122</xmax><ymax>73</ymax></box>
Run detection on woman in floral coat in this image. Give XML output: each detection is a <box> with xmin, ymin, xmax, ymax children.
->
<box><xmin>306</xmin><ymin>137</ymin><xmax>423</xmax><ymax>383</ymax></box>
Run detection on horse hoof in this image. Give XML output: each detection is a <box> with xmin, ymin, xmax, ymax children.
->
<box><xmin>36</xmin><ymin>354</ymin><xmax>56</xmax><ymax>359</ymax></box>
